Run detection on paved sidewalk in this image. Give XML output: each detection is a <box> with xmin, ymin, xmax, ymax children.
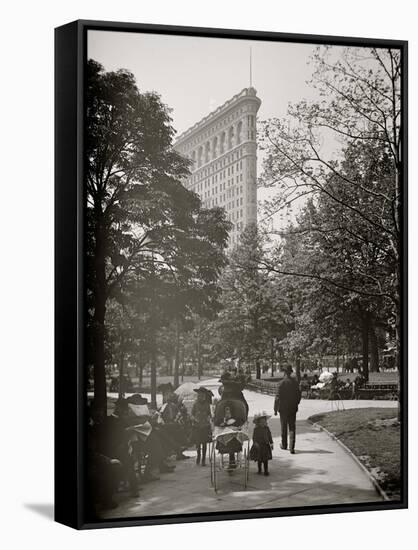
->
<box><xmin>102</xmin><ymin>393</ymin><xmax>395</xmax><ymax>519</ymax></box>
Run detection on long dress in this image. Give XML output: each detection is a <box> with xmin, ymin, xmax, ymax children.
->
<box><xmin>250</xmin><ymin>425</ymin><xmax>273</xmax><ymax>461</ymax></box>
<box><xmin>191</xmin><ymin>401</ymin><xmax>212</xmax><ymax>444</ymax></box>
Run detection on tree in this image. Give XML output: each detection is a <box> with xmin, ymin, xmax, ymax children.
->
<box><xmin>86</xmin><ymin>60</ymin><xmax>230</xmax><ymax>412</ymax></box>
<box><xmin>259</xmin><ymin>47</ymin><xmax>402</xmax><ymax>372</ymax></box>
<box><xmin>211</xmin><ymin>225</ymin><xmax>288</xmax><ymax>378</ymax></box>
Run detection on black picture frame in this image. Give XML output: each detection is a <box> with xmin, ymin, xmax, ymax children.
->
<box><xmin>55</xmin><ymin>19</ymin><xmax>408</xmax><ymax>530</ymax></box>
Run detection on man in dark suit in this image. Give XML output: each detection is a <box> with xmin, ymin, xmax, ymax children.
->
<box><xmin>274</xmin><ymin>364</ymin><xmax>301</xmax><ymax>454</ymax></box>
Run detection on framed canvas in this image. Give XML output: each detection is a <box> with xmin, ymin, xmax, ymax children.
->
<box><xmin>55</xmin><ymin>19</ymin><xmax>408</xmax><ymax>529</ymax></box>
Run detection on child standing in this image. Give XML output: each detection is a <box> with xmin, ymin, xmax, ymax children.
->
<box><xmin>191</xmin><ymin>387</ymin><xmax>212</xmax><ymax>466</ymax></box>
<box><xmin>250</xmin><ymin>412</ymin><xmax>273</xmax><ymax>476</ymax></box>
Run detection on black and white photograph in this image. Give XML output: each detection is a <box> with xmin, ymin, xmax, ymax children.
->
<box><xmin>2</xmin><ymin>0</ymin><xmax>416</xmax><ymax>545</ymax></box>
<box><xmin>69</xmin><ymin>24</ymin><xmax>406</xmax><ymax>526</ymax></box>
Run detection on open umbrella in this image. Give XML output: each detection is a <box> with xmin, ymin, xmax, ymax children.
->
<box><xmin>319</xmin><ymin>371</ymin><xmax>334</xmax><ymax>384</ymax></box>
<box><xmin>174</xmin><ymin>382</ymin><xmax>199</xmax><ymax>399</ymax></box>
<box><xmin>174</xmin><ymin>382</ymin><xmax>199</xmax><ymax>414</ymax></box>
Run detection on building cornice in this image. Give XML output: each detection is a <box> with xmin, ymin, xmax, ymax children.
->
<box><xmin>188</xmin><ymin>139</ymin><xmax>256</xmax><ymax>174</ymax></box>
<box><xmin>174</xmin><ymin>87</ymin><xmax>261</xmax><ymax>148</ymax></box>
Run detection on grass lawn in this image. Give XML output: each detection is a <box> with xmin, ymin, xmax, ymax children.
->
<box><xmin>309</xmin><ymin>408</ymin><xmax>401</xmax><ymax>500</ymax></box>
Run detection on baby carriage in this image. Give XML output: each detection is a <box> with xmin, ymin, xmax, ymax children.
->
<box><xmin>209</xmin><ymin>398</ymin><xmax>250</xmax><ymax>492</ymax></box>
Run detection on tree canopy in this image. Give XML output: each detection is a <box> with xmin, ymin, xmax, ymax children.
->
<box><xmin>86</xmin><ymin>60</ymin><xmax>230</xmax><ymax>411</ymax></box>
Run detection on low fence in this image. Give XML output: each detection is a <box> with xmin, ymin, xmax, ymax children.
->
<box><xmin>246</xmin><ymin>379</ymin><xmax>279</xmax><ymax>395</ymax></box>
<box><xmin>358</xmin><ymin>384</ymin><xmax>398</xmax><ymax>400</ymax></box>
<box><xmin>247</xmin><ymin>378</ymin><xmax>399</xmax><ymax>401</ymax></box>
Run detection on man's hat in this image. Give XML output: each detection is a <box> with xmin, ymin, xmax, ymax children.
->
<box><xmin>284</xmin><ymin>364</ymin><xmax>293</xmax><ymax>374</ymax></box>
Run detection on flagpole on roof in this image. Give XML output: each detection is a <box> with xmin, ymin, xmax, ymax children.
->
<box><xmin>249</xmin><ymin>46</ymin><xmax>252</xmax><ymax>87</ymax></box>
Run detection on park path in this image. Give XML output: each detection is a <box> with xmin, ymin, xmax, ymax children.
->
<box><xmin>102</xmin><ymin>384</ymin><xmax>397</xmax><ymax>519</ymax></box>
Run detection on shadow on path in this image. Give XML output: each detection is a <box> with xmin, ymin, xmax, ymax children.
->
<box><xmin>101</xmin><ymin>419</ymin><xmax>383</xmax><ymax>520</ymax></box>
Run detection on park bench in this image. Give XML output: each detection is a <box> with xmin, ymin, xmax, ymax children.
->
<box><xmin>358</xmin><ymin>383</ymin><xmax>398</xmax><ymax>400</ymax></box>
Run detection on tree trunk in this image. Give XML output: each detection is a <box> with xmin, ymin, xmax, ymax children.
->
<box><xmin>138</xmin><ymin>357</ymin><xmax>144</xmax><ymax>387</ymax></box>
<box><xmin>92</xmin><ymin>221</ymin><xmax>107</xmax><ymax>415</ymax></box>
<box><xmin>173</xmin><ymin>321</ymin><xmax>180</xmax><ymax>388</ymax></box>
<box><xmin>150</xmin><ymin>344</ymin><xmax>157</xmax><ymax>409</ymax></box>
<box><xmin>295</xmin><ymin>355</ymin><xmax>301</xmax><ymax>382</ymax></box>
<box><xmin>270</xmin><ymin>338</ymin><xmax>275</xmax><ymax>377</ymax></box>
<box><xmin>369</xmin><ymin>321</ymin><xmax>380</xmax><ymax>372</ymax></box>
<box><xmin>165</xmin><ymin>355</ymin><xmax>171</xmax><ymax>376</ymax></box>
<box><xmin>118</xmin><ymin>332</ymin><xmax>125</xmax><ymax>399</ymax></box>
<box><xmin>197</xmin><ymin>329</ymin><xmax>202</xmax><ymax>380</ymax></box>
<box><xmin>181</xmin><ymin>343</ymin><xmax>185</xmax><ymax>383</ymax></box>
<box><xmin>255</xmin><ymin>358</ymin><xmax>261</xmax><ymax>380</ymax></box>
<box><xmin>361</xmin><ymin>314</ymin><xmax>370</xmax><ymax>382</ymax></box>
<box><xmin>395</xmin><ymin>307</ymin><xmax>401</xmax><ymax>422</ymax></box>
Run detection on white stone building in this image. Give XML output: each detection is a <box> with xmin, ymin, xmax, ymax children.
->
<box><xmin>174</xmin><ymin>87</ymin><xmax>261</xmax><ymax>248</ymax></box>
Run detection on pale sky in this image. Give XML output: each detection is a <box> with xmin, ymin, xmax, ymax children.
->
<box><xmin>89</xmin><ymin>31</ymin><xmax>369</xmax><ymax>233</ymax></box>
<box><xmin>88</xmin><ymin>30</ymin><xmax>333</xmax><ymax>230</ymax></box>
<box><xmin>87</xmin><ymin>30</ymin><xmax>329</xmax><ymax>137</ymax></box>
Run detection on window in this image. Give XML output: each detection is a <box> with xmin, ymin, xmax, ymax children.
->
<box><xmin>220</xmin><ymin>132</ymin><xmax>226</xmax><ymax>154</ymax></box>
<box><xmin>236</xmin><ymin>121</ymin><xmax>242</xmax><ymax>145</ymax></box>
<box><xmin>205</xmin><ymin>141</ymin><xmax>210</xmax><ymax>163</ymax></box>
<box><xmin>228</xmin><ymin>126</ymin><xmax>234</xmax><ymax>149</ymax></box>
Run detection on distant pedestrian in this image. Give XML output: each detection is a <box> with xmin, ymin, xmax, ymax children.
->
<box><xmin>274</xmin><ymin>365</ymin><xmax>301</xmax><ymax>454</ymax></box>
<box><xmin>353</xmin><ymin>373</ymin><xmax>365</xmax><ymax>399</ymax></box>
<box><xmin>328</xmin><ymin>372</ymin><xmax>339</xmax><ymax>400</ymax></box>
<box><xmin>250</xmin><ymin>412</ymin><xmax>273</xmax><ymax>476</ymax></box>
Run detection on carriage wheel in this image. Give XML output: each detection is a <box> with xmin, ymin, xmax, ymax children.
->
<box><xmin>209</xmin><ymin>442</ymin><xmax>213</xmax><ymax>485</ymax></box>
<box><xmin>210</xmin><ymin>442</ymin><xmax>215</xmax><ymax>487</ymax></box>
<box><xmin>243</xmin><ymin>444</ymin><xmax>249</xmax><ymax>488</ymax></box>
<box><xmin>211</xmin><ymin>443</ymin><xmax>218</xmax><ymax>492</ymax></box>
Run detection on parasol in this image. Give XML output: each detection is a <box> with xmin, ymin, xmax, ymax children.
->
<box><xmin>319</xmin><ymin>371</ymin><xmax>334</xmax><ymax>384</ymax></box>
<box><xmin>174</xmin><ymin>382</ymin><xmax>199</xmax><ymax>399</ymax></box>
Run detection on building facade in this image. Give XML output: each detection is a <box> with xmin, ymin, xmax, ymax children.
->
<box><xmin>174</xmin><ymin>87</ymin><xmax>261</xmax><ymax>248</ymax></box>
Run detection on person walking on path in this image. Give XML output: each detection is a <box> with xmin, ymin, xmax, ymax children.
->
<box><xmin>274</xmin><ymin>364</ymin><xmax>301</xmax><ymax>454</ymax></box>
<box><xmin>250</xmin><ymin>412</ymin><xmax>273</xmax><ymax>476</ymax></box>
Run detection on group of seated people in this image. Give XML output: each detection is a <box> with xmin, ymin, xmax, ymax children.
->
<box><xmin>87</xmin><ymin>388</ymin><xmax>192</xmax><ymax>515</ymax></box>
<box><xmin>299</xmin><ymin>372</ymin><xmax>366</xmax><ymax>399</ymax></box>
<box><xmin>327</xmin><ymin>373</ymin><xmax>366</xmax><ymax>399</ymax></box>
<box><xmin>87</xmin><ymin>373</ymin><xmax>250</xmax><ymax>515</ymax></box>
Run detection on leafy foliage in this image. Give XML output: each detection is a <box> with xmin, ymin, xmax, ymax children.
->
<box><xmin>86</xmin><ymin>60</ymin><xmax>230</xmax><ymax>410</ymax></box>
